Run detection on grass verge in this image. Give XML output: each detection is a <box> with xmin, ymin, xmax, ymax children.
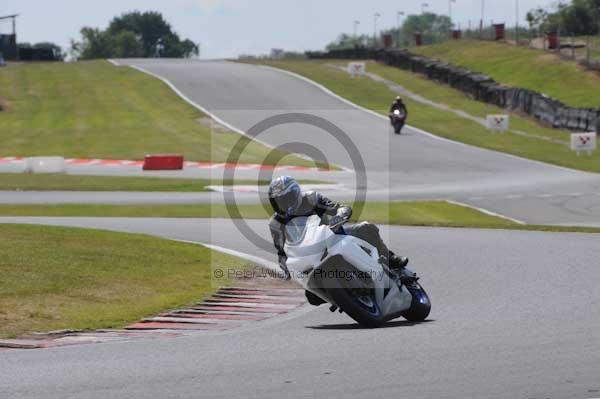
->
<box><xmin>0</xmin><ymin>60</ymin><xmax>311</xmax><ymax>167</ymax></box>
<box><xmin>1</xmin><ymin>201</ymin><xmax>599</xmax><ymax>233</ymax></box>
<box><xmin>411</xmin><ymin>40</ymin><xmax>600</xmax><ymax>108</ymax></box>
<box><xmin>0</xmin><ymin>173</ymin><xmax>325</xmax><ymax>192</ymax></box>
<box><xmin>249</xmin><ymin>59</ymin><xmax>600</xmax><ymax>173</ymax></box>
<box><xmin>362</xmin><ymin>61</ymin><xmax>572</xmax><ymax>144</ymax></box>
<box><xmin>0</xmin><ymin>224</ymin><xmax>251</xmax><ymax>339</ymax></box>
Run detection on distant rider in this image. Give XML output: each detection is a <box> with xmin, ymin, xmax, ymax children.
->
<box><xmin>268</xmin><ymin>176</ymin><xmax>409</xmax><ymax>304</ymax></box>
<box><xmin>389</xmin><ymin>96</ymin><xmax>408</xmax><ymax>122</ymax></box>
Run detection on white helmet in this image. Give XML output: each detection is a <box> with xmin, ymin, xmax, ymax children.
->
<box><xmin>268</xmin><ymin>176</ymin><xmax>302</xmax><ymax>216</ymax></box>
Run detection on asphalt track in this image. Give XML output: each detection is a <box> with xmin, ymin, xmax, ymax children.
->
<box><xmin>106</xmin><ymin>59</ymin><xmax>600</xmax><ymax>227</ymax></box>
<box><xmin>2</xmin><ymin>59</ymin><xmax>600</xmax><ymax>398</ymax></box>
<box><xmin>4</xmin><ymin>59</ymin><xmax>599</xmax><ymax>225</ymax></box>
<box><xmin>1</xmin><ymin>217</ymin><xmax>600</xmax><ymax>399</ymax></box>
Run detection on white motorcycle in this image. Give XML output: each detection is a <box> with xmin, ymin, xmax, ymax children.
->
<box><xmin>284</xmin><ymin>215</ymin><xmax>431</xmax><ymax>327</ymax></box>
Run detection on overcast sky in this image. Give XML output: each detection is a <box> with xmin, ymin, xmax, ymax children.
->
<box><xmin>2</xmin><ymin>0</ymin><xmax>558</xmax><ymax>59</ymax></box>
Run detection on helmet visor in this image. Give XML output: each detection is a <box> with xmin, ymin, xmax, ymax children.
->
<box><xmin>274</xmin><ymin>185</ymin><xmax>302</xmax><ymax>215</ymax></box>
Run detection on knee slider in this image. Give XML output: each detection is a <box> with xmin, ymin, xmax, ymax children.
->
<box><xmin>355</xmin><ymin>221</ymin><xmax>378</xmax><ymax>235</ymax></box>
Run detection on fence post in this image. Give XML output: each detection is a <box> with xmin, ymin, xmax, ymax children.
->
<box><xmin>571</xmin><ymin>35</ymin><xmax>575</xmax><ymax>59</ymax></box>
<box><xmin>543</xmin><ymin>30</ymin><xmax>546</xmax><ymax>50</ymax></box>
<box><xmin>587</xmin><ymin>36</ymin><xmax>591</xmax><ymax>66</ymax></box>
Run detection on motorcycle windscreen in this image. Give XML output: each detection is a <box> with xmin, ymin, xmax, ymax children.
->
<box><xmin>284</xmin><ymin>215</ymin><xmax>331</xmax><ymax>271</ymax></box>
<box><xmin>285</xmin><ymin>215</ymin><xmax>327</xmax><ymax>247</ymax></box>
<box><xmin>284</xmin><ymin>216</ymin><xmax>310</xmax><ymax>246</ymax></box>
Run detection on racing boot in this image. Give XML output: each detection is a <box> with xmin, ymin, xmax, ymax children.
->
<box><xmin>388</xmin><ymin>252</ymin><xmax>409</xmax><ymax>271</ymax></box>
<box><xmin>305</xmin><ymin>290</ymin><xmax>326</xmax><ymax>306</ymax></box>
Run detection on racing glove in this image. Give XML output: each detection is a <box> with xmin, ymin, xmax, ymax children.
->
<box><xmin>328</xmin><ymin>215</ymin><xmax>346</xmax><ymax>228</ymax></box>
<box><xmin>329</xmin><ymin>207</ymin><xmax>352</xmax><ymax>228</ymax></box>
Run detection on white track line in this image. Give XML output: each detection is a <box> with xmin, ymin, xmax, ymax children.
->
<box><xmin>127</xmin><ymin>64</ymin><xmax>270</xmax><ymax>147</ymax></box>
<box><xmin>206</xmin><ymin>183</ymin><xmax>347</xmax><ymax>193</ymax></box>
<box><xmin>203</xmin><ymin>301</ymin><xmax>297</xmax><ymax>309</ymax></box>
<box><xmin>108</xmin><ymin>59</ymin><xmax>350</xmax><ymax>173</ymax></box>
<box><xmin>446</xmin><ymin>200</ymin><xmax>526</xmax><ymax>225</ymax></box>
<box><xmin>173</xmin><ymin>239</ymin><xmax>282</xmax><ymax>274</ymax></box>
<box><xmin>257</xmin><ymin>63</ymin><xmax>590</xmax><ymax>175</ymax></box>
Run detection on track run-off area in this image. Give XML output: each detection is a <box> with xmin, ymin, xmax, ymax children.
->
<box><xmin>1</xmin><ymin>59</ymin><xmax>600</xmax><ymax>399</ymax></box>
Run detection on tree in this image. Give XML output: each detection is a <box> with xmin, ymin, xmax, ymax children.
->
<box><xmin>107</xmin><ymin>11</ymin><xmax>176</xmax><ymax>57</ymax></box>
<box><xmin>526</xmin><ymin>8</ymin><xmax>547</xmax><ymax>29</ymax></box>
<box><xmin>324</xmin><ymin>12</ymin><xmax>452</xmax><ymax>50</ymax></box>
<box><xmin>109</xmin><ymin>31</ymin><xmax>144</xmax><ymax>58</ymax></box>
<box><xmin>71</xmin><ymin>28</ymin><xmax>112</xmax><ymax>60</ymax></box>
<box><xmin>32</xmin><ymin>42</ymin><xmax>65</xmax><ymax>61</ymax></box>
<box><xmin>390</xmin><ymin>13</ymin><xmax>452</xmax><ymax>47</ymax></box>
<box><xmin>71</xmin><ymin>11</ymin><xmax>199</xmax><ymax>60</ymax></box>
<box><xmin>326</xmin><ymin>33</ymin><xmax>373</xmax><ymax>50</ymax></box>
<box><xmin>561</xmin><ymin>0</ymin><xmax>596</xmax><ymax>34</ymax></box>
<box><xmin>19</xmin><ymin>41</ymin><xmax>65</xmax><ymax>60</ymax></box>
<box><xmin>526</xmin><ymin>0</ymin><xmax>600</xmax><ymax>34</ymax></box>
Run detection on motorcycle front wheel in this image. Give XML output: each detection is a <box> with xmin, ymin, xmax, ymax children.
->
<box><xmin>393</xmin><ymin>122</ymin><xmax>404</xmax><ymax>134</ymax></box>
<box><xmin>401</xmin><ymin>282</ymin><xmax>431</xmax><ymax>322</ymax></box>
<box><xmin>329</xmin><ymin>277</ymin><xmax>386</xmax><ymax>328</ymax></box>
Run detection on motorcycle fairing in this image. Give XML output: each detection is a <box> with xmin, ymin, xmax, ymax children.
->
<box><xmin>284</xmin><ymin>215</ymin><xmax>412</xmax><ymax>318</ymax></box>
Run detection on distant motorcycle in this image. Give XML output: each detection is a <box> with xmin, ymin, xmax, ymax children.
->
<box><xmin>284</xmin><ymin>215</ymin><xmax>431</xmax><ymax>328</ymax></box>
<box><xmin>390</xmin><ymin>109</ymin><xmax>407</xmax><ymax>134</ymax></box>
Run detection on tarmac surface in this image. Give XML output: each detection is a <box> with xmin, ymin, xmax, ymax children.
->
<box><xmin>3</xmin><ymin>59</ymin><xmax>599</xmax><ymax>225</ymax></box>
<box><xmin>0</xmin><ymin>217</ymin><xmax>599</xmax><ymax>399</ymax></box>
<box><xmin>2</xmin><ymin>59</ymin><xmax>600</xmax><ymax>399</ymax></box>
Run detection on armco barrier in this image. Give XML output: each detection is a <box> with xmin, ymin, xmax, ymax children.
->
<box><xmin>306</xmin><ymin>48</ymin><xmax>376</xmax><ymax>60</ymax></box>
<box><xmin>143</xmin><ymin>154</ymin><xmax>184</xmax><ymax>170</ymax></box>
<box><xmin>306</xmin><ymin>48</ymin><xmax>600</xmax><ymax>132</ymax></box>
<box><xmin>24</xmin><ymin>157</ymin><xmax>66</xmax><ymax>174</ymax></box>
<box><xmin>370</xmin><ymin>49</ymin><xmax>600</xmax><ymax>133</ymax></box>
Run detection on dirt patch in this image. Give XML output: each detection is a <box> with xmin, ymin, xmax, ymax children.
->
<box><xmin>0</xmin><ymin>97</ymin><xmax>9</xmax><ymax>112</ymax></box>
<box><xmin>536</xmin><ymin>52</ymin><xmax>563</xmax><ymax>65</ymax></box>
<box><xmin>198</xmin><ymin>117</ymin><xmax>234</xmax><ymax>134</ymax></box>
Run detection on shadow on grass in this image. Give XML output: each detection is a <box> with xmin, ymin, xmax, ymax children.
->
<box><xmin>307</xmin><ymin>319</ymin><xmax>435</xmax><ymax>330</ymax></box>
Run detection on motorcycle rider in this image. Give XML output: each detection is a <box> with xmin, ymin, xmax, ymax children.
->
<box><xmin>390</xmin><ymin>95</ymin><xmax>408</xmax><ymax>121</ymax></box>
<box><xmin>389</xmin><ymin>96</ymin><xmax>407</xmax><ymax>117</ymax></box>
<box><xmin>268</xmin><ymin>176</ymin><xmax>409</xmax><ymax>302</ymax></box>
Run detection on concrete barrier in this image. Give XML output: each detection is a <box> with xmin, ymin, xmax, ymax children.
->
<box><xmin>486</xmin><ymin>115</ymin><xmax>510</xmax><ymax>131</ymax></box>
<box><xmin>143</xmin><ymin>154</ymin><xmax>184</xmax><ymax>170</ymax></box>
<box><xmin>24</xmin><ymin>157</ymin><xmax>66</xmax><ymax>174</ymax></box>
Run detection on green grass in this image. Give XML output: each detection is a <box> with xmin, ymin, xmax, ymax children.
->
<box><xmin>0</xmin><ymin>173</ymin><xmax>325</xmax><ymax>192</ymax></box>
<box><xmin>0</xmin><ymin>203</ymin><xmax>271</xmax><ymax>219</ymax></box>
<box><xmin>2</xmin><ymin>201</ymin><xmax>600</xmax><ymax>233</ymax></box>
<box><xmin>248</xmin><ymin>59</ymin><xmax>600</xmax><ymax>173</ymax></box>
<box><xmin>0</xmin><ymin>224</ymin><xmax>251</xmax><ymax>338</ymax></box>
<box><xmin>0</xmin><ymin>60</ymin><xmax>312</xmax><ymax>167</ymax></box>
<box><xmin>361</xmin><ymin>61</ymin><xmax>571</xmax><ymax>143</ymax></box>
<box><xmin>411</xmin><ymin>40</ymin><xmax>600</xmax><ymax>108</ymax></box>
